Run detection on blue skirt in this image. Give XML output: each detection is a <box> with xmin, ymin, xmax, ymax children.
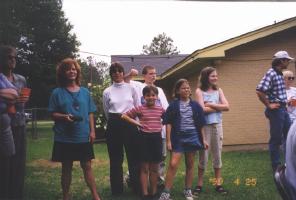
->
<box><xmin>171</xmin><ymin>129</ymin><xmax>203</xmax><ymax>153</ymax></box>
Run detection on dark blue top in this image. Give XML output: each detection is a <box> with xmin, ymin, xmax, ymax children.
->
<box><xmin>48</xmin><ymin>87</ymin><xmax>96</xmax><ymax>143</ymax></box>
<box><xmin>163</xmin><ymin>99</ymin><xmax>206</xmax><ymax>139</ymax></box>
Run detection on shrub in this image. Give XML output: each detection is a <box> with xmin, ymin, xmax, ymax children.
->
<box><xmin>90</xmin><ymin>77</ymin><xmax>111</xmax><ymax>131</ymax></box>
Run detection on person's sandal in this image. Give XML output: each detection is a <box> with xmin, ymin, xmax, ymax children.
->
<box><xmin>215</xmin><ymin>185</ymin><xmax>228</xmax><ymax>194</ymax></box>
<box><xmin>193</xmin><ymin>186</ymin><xmax>203</xmax><ymax>195</ymax></box>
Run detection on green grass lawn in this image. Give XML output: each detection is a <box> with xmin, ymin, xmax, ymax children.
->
<box><xmin>24</xmin><ymin>121</ymin><xmax>282</xmax><ymax>200</ymax></box>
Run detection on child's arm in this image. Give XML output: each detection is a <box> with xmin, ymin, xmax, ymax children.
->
<box><xmin>195</xmin><ymin>88</ymin><xmax>216</xmax><ymax>113</ymax></box>
<box><xmin>166</xmin><ymin>124</ymin><xmax>172</xmax><ymax>151</ymax></box>
<box><xmin>200</xmin><ymin>127</ymin><xmax>209</xmax><ymax>149</ymax></box>
<box><xmin>204</xmin><ymin>88</ymin><xmax>229</xmax><ymax>112</ymax></box>
<box><xmin>121</xmin><ymin>114</ymin><xmax>142</xmax><ymax>127</ymax></box>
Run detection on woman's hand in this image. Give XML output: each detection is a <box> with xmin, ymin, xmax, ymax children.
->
<box><xmin>89</xmin><ymin>131</ymin><xmax>96</xmax><ymax>144</ymax></box>
<box><xmin>64</xmin><ymin>114</ymin><xmax>74</xmax><ymax>122</ymax></box>
<box><xmin>268</xmin><ymin>103</ymin><xmax>280</xmax><ymax>110</ymax></box>
<box><xmin>16</xmin><ymin>96</ymin><xmax>29</xmax><ymax>103</ymax></box>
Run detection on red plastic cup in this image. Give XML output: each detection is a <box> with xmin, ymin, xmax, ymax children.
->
<box><xmin>20</xmin><ymin>87</ymin><xmax>31</xmax><ymax>98</ymax></box>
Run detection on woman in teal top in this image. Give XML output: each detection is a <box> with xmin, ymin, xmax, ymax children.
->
<box><xmin>48</xmin><ymin>58</ymin><xmax>101</xmax><ymax>200</ymax></box>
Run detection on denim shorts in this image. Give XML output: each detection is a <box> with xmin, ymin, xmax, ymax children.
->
<box><xmin>171</xmin><ymin>129</ymin><xmax>203</xmax><ymax>153</ymax></box>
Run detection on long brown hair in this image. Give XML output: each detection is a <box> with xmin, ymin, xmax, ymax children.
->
<box><xmin>56</xmin><ymin>58</ymin><xmax>81</xmax><ymax>87</ymax></box>
<box><xmin>199</xmin><ymin>66</ymin><xmax>218</xmax><ymax>91</ymax></box>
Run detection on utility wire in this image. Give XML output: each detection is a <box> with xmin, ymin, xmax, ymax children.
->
<box><xmin>79</xmin><ymin>50</ymin><xmax>110</xmax><ymax>57</ymax></box>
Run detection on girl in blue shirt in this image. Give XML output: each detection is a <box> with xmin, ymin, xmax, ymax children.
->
<box><xmin>159</xmin><ymin>79</ymin><xmax>208</xmax><ymax>200</ymax></box>
<box><xmin>195</xmin><ymin>66</ymin><xmax>229</xmax><ymax>195</ymax></box>
<box><xmin>48</xmin><ymin>58</ymin><xmax>100</xmax><ymax>200</ymax></box>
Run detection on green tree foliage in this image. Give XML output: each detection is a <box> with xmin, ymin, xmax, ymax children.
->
<box><xmin>142</xmin><ymin>32</ymin><xmax>180</xmax><ymax>55</ymax></box>
<box><xmin>90</xmin><ymin>78</ymin><xmax>110</xmax><ymax>131</ymax></box>
<box><xmin>79</xmin><ymin>56</ymin><xmax>109</xmax><ymax>87</ymax></box>
<box><xmin>79</xmin><ymin>56</ymin><xmax>110</xmax><ymax>132</ymax></box>
<box><xmin>0</xmin><ymin>0</ymin><xmax>80</xmax><ymax>108</ymax></box>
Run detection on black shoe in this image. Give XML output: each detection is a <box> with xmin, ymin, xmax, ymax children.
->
<box><xmin>142</xmin><ymin>194</ymin><xmax>151</xmax><ymax>200</ymax></box>
<box><xmin>215</xmin><ymin>185</ymin><xmax>228</xmax><ymax>195</ymax></box>
<box><xmin>193</xmin><ymin>185</ymin><xmax>202</xmax><ymax>195</ymax></box>
<box><xmin>150</xmin><ymin>193</ymin><xmax>159</xmax><ymax>200</ymax></box>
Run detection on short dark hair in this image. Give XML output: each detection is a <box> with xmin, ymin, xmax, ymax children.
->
<box><xmin>173</xmin><ymin>78</ymin><xmax>190</xmax><ymax>99</ymax></box>
<box><xmin>0</xmin><ymin>45</ymin><xmax>16</xmax><ymax>69</ymax></box>
<box><xmin>142</xmin><ymin>85</ymin><xmax>158</xmax><ymax>96</ymax></box>
<box><xmin>199</xmin><ymin>66</ymin><xmax>218</xmax><ymax>91</ymax></box>
<box><xmin>109</xmin><ymin>62</ymin><xmax>124</xmax><ymax>77</ymax></box>
<box><xmin>142</xmin><ymin>65</ymin><xmax>155</xmax><ymax>75</ymax></box>
<box><xmin>272</xmin><ymin>58</ymin><xmax>288</xmax><ymax>67</ymax></box>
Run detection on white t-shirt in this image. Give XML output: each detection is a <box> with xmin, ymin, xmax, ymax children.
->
<box><xmin>286</xmin><ymin>87</ymin><xmax>296</xmax><ymax>122</ymax></box>
<box><xmin>130</xmin><ymin>80</ymin><xmax>168</xmax><ymax>138</ymax></box>
<box><xmin>103</xmin><ymin>82</ymin><xmax>140</xmax><ymax>119</ymax></box>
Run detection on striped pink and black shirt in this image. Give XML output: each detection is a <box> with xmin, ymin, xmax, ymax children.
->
<box><xmin>125</xmin><ymin>105</ymin><xmax>165</xmax><ymax>133</ymax></box>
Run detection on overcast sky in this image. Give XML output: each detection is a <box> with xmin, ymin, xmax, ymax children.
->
<box><xmin>62</xmin><ymin>1</ymin><xmax>296</xmax><ymax>63</ymax></box>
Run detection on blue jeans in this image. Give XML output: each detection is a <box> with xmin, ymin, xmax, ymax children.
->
<box><xmin>265</xmin><ymin>107</ymin><xmax>291</xmax><ymax>171</ymax></box>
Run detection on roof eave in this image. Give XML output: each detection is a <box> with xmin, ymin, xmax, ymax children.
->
<box><xmin>161</xmin><ymin>16</ymin><xmax>296</xmax><ymax>79</ymax></box>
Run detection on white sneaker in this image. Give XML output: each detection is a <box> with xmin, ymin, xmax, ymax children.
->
<box><xmin>183</xmin><ymin>189</ymin><xmax>195</xmax><ymax>200</ymax></box>
<box><xmin>159</xmin><ymin>192</ymin><xmax>172</xmax><ymax>200</ymax></box>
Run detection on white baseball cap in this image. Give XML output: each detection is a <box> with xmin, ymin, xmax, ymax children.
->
<box><xmin>273</xmin><ymin>51</ymin><xmax>294</xmax><ymax>60</ymax></box>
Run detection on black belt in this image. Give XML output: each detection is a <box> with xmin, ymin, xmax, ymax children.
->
<box><xmin>108</xmin><ymin>113</ymin><xmax>122</xmax><ymax>119</ymax></box>
<box><xmin>270</xmin><ymin>102</ymin><xmax>286</xmax><ymax>106</ymax></box>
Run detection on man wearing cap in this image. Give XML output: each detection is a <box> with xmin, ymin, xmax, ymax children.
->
<box><xmin>256</xmin><ymin>50</ymin><xmax>294</xmax><ymax>173</ymax></box>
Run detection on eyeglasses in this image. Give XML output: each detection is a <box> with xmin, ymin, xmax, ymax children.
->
<box><xmin>111</xmin><ymin>69</ymin><xmax>123</xmax><ymax>74</ymax></box>
<box><xmin>287</xmin><ymin>77</ymin><xmax>295</xmax><ymax>81</ymax></box>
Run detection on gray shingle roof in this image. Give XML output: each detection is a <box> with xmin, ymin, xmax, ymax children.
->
<box><xmin>111</xmin><ymin>54</ymin><xmax>189</xmax><ymax>76</ymax></box>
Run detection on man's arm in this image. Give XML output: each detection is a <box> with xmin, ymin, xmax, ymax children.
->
<box><xmin>256</xmin><ymin>90</ymin><xmax>280</xmax><ymax>110</ymax></box>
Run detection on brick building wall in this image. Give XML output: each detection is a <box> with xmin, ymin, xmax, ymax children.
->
<box><xmin>164</xmin><ymin>27</ymin><xmax>296</xmax><ymax>146</ymax></box>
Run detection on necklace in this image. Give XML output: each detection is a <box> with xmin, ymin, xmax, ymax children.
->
<box><xmin>64</xmin><ymin>88</ymin><xmax>80</xmax><ymax>111</ymax></box>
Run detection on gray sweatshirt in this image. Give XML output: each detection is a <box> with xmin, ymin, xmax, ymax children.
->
<box><xmin>285</xmin><ymin>120</ymin><xmax>296</xmax><ymax>199</ymax></box>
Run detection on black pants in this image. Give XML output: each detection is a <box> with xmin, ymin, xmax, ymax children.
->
<box><xmin>106</xmin><ymin>114</ymin><xmax>140</xmax><ymax>195</ymax></box>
